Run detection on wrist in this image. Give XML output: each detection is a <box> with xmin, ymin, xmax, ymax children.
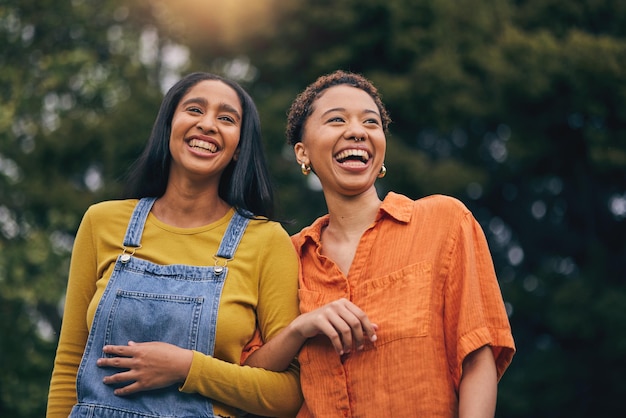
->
<box><xmin>178</xmin><ymin>348</ymin><xmax>194</xmax><ymax>383</ymax></box>
<box><xmin>285</xmin><ymin>317</ymin><xmax>309</xmax><ymax>345</ymax></box>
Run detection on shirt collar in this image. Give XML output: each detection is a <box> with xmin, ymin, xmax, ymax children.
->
<box><xmin>378</xmin><ymin>191</ymin><xmax>413</xmax><ymax>223</ymax></box>
<box><xmin>293</xmin><ymin>192</ymin><xmax>413</xmax><ymax>250</ymax></box>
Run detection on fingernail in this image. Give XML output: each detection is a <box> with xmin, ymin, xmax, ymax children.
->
<box><xmin>371</xmin><ymin>335</ymin><xmax>377</xmax><ymax>342</ymax></box>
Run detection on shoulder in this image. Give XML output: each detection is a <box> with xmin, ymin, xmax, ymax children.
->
<box><xmin>245</xmin><ymin>218</ymin><xmax>295</xmax><ymax>249</ymax></box>
<box><xmin>415</xmin><ymin>194</ymin><xmax>470</xmax><ymax>216</ymax></box>
<box><xmin>242</xmin><ymin>219</ymin><xmax>299</xmax><ymax>268</ymax></box>
<box><xmin>82</xmin><ymin>199</ymin><xmax>138</xmax><ymax>223</ymax></box>
<box><xmin>414</xmin><ymin>195</ymin><xmax>474</xmax><ymax>235</ymax></box>
<box><xmin>85</xmin><ymin>198</ymin><xmax>138</xmax><ymax>215</ymax></box>
<box><xmin>74</xmin><ymin>200</ymin><xmax>138</xmax><ymax>246</ymax></box>
<box><xmin>246</xmin><ymin>217</ymin><xmax>290</xmax><ymax>237</ymax></box>
<box><xmin>382</xmin><ymin>192</ymin><xmax>469</xmax><ymax>224</ymax></box>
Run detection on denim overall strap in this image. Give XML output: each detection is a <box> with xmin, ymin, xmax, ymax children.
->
<box><xmin>122</xmin><ymin>197</ymin><xmax>157</xmax><ymax>248</ymax></box>
<box><xmin>70</xmin><ymin>200</ymin><xmax>251</xmax><ymax>418</ymax></box>
<box><xmin>216</xmin><ymin>210</ymin><xmax>251</xmax><ymax>259</ymax></box>
<box><xmin>212</xmin><ymin>210</ymin><xmax>250</xmax><ymax>277</ymax></box>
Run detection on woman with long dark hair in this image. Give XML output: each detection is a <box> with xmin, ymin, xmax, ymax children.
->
<box><xmin>47</xmin><ymin>72</ymin><xmax>301</xmax><ymax>418</ymax></box>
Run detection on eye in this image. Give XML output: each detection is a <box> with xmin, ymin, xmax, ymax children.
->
<box><xmin>364</xmin><ymin>117</ymin><xmax>381</xmax><ymax>125</ymax></box>
<box><xmin>327</xmin><ymin>116</ymin><xmax>345</xmax><ymax>123</ymax></box>
<box><xmin>219</xmin><ymin>115</ymin><xmax>237</xmax><ymax>124</ymax></box>
<box><xmin>186</xmin><ymin>106</ymin><xmax>203</xmax><ymax>114</ymax></box>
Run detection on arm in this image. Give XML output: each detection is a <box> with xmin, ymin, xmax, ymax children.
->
<box><xmin>98</xmin><ymin>342</ymin><xmax>302</xmax><ymax>417</ymax></box>
<box><xmin>96</xmin><ymin>298</ymin><xmax>380</xmax><ymax>391</ymax></box>
<box><xmin>246</xmin><ymin>298</ymin><xmax>378</xmax><ymax>371</ymax></box>
<box><xmin>458</xmin><ymin>345</ymin><xmax>498</xmax><ymax>418</ymax></box>
<box><xmin>47</xmin><ymin>211</ymin><xmax>98</xmax><ymax>418</ymax></box>
<box><xmin>98</xmin><ymin>297</ymin><xmax>379</xmax><ymax>393</ymax></box>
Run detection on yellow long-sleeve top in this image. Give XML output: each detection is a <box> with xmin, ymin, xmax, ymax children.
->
<box><xmin>47</xmin><ymin>199</ymin><xmax>302</xmax><ymax>417</ymax></box>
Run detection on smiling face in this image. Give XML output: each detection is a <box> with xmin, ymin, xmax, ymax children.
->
<box><xmin>295</xmin><ymin>84</ymin><xmax>386</xmax><ymax>196</ymax></box>
<box><xmin>168</xmin><ymin>79</ymin><xmax>243</xmax><ymax>185</ymax></box>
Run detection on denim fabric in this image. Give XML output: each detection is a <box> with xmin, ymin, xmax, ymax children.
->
<box><xmin>70</xmin><ymin>198</ymin><xmax>250</xmax><ymax>418</ymax></box>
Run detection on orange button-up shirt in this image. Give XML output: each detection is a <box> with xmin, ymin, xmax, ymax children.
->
<box><xmin>291</xmin><ymin>193</ymin><xmax>515</xmax><ymax>417</ymax></box>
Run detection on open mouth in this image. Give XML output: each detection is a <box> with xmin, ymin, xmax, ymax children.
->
<box><xmin>335</xmin><ymin>149</ymin><xmax>370</xmax><ymax>164</ymax></box>
<box><xmin>189</xmin><ymin>138</ymin><xmax>218</xmax><ymax>153</ymax></box>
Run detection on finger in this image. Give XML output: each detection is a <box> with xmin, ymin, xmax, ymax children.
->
<box><xmin>341</xmin><ymin>303</ymin><xmax>378</xmax><ymax>345</ymax></box>
<box><xmin>369</xmin><ymin>323</ymin><xmax>379</xmax><ymax>341</ymax></box>
<box><xmin>102</xmin><ymin>344</ymin><xmax>133</xmax><ymax>356</ymax></box>
<box><xmin>333</xmin><ymin>306</ymin><xmax>370</xmax><ymax>350</ymax></box>
<box><xmin>313</xmin><ymin>317</ymin><xmax>349</xmax><ymax>355</ymax></box>
<box><xmin>102</xmin><ymin>370</ymin><xmax>134</xmax><ymax>385</ymax></box>
<box><xmin>97</xmin><ymin>356</ymin><xmax>132</xmax><ymax>369</ymax></box>
<box><xmin>327</xmin><ymin>314</ymin><xmax>356</xmax><ymax>354</ymax></box>
<box><xmin>113</xmin><ymin>381</ymin><xmax>142</xmax><ymax>396</ymax></box>
<box><xmin>317</xmin><ymin>299</ymin><xmax>372</xmax><ymax>352</ymax></box>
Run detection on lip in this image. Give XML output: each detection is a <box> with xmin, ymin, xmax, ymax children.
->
<box><xmin>332</xmin><ymin>146</ymin><xmax>373</xmax><ymax>173</ymax></box>
<box><xmin>186</xmin><ymin>135</ymin><xmax>220</xmax><ymax>154</ymax></box>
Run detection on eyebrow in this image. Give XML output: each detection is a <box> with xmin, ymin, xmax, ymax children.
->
<box><xmin>321</xmin><ymin>107</ymin><xmax>380</xmax><ymax>118</ymax></box>
<box><xmin>180</xmin><ymin>97</ymin><xmax>242</xmax><ymax>121</ymax></box>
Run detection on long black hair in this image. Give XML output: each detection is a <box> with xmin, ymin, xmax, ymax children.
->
<box><xmin>123</xmin><ymin>72</ymin><xmax>275</xmax><ymax>219</ymax></box>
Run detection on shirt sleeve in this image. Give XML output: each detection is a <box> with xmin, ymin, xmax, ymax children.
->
<box><xmin>46</xmin><ymin>209</ymin><xmax>98</xmax><ymax>418</ymax></box>
<box><xmin>443</xmin><ymin>210</ymin><xmax>516</xmax><ymax>389</ymax></box>
<box><xmin>181</xmin><ymin>222</ymin><xmax>302</xmax><ymax>417</ymax></box>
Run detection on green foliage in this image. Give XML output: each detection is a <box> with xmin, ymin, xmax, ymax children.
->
<box><xmin>1</xmin><ymin>0</ymin><xmax>625</xmax><ymax>416</ymax></box>
<box><xmin>0</xmin><ymin>1</ymin><xmax>163</xmax><ymax>415</ymax></box>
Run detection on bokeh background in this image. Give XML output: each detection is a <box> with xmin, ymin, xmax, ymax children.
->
<box><xmin>1</xmin><ymin>0</ymin><xmax>625</xmax><ymax>416</ymax></box>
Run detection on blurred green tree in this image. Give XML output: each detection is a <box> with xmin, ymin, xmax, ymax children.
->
<box><xmin>0</xmin><ymin>0</ymin><xmax>181</xmax><ymax>415</ymax></box>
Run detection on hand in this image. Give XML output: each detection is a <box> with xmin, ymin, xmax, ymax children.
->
<box><xmin>97</xmin><ymin>341</ymin><xmax>193</xmax><ymax>396</ymax></box>
<box><xmin>292</xmin><ymin>298</ymin><xmax>378</xmax><ymax>355</ymax></box>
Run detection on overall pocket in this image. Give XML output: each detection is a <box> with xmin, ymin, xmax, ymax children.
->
<box><xmin>104</xmin><ymin>290</ymin><xmax>204</xmax><ymax>351</ymax></box>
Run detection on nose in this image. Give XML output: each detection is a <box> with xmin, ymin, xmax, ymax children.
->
<box><xmin>196</xmin><ymin>114</ymin><xmax>217</xmax><ymax>133</ymax></box>
<box><xmin>344</xmin><ymin>123</ymin><xmax>367</xmax><ymax>142</ymax></box>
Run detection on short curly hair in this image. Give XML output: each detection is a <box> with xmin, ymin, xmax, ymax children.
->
<box><xmin>286</xmin><ymin>70</ymin><xmax>391</xmax><ymax>146</ymax></box>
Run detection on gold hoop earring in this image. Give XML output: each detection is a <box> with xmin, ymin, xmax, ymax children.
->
<box><xmin>377</xmin><ymin>164</ymin><xmax>386</xmax><ymax>178</ymax></box>
<box><xmin>301</xmin><ymin>162</ymin><xmax>311</xmax><ymax>176</ymax></box>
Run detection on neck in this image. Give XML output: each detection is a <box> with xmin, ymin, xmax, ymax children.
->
<box><xmin>323</xmin><ymin>187</ymin><xmax>382</xmax><ymax>239</ymax></box>
<box><xmin>153</xmin><ymin>179</ymin><xmax>230</xmax><ymax>228</ymax></box>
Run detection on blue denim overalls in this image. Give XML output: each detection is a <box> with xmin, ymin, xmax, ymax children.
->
<box><xmin>70</xmin><ymin>197</ymin><xmax>250</xmax><ymax>418</ymax></box>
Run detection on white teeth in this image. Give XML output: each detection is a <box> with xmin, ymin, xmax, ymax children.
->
<box><xmin>189</xmin><ymin>139</ymin><xmax>217</xmax><ymax>153</ymax></box>
<box><xmin>335</xmin><ymin>149</ymin><xmax>369</xmax><ymax>162</ymax></box>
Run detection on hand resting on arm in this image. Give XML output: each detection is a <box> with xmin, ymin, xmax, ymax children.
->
<box><xmin>245</xmin><ymin>298</ymin><xmax>378</xmax><ymax>371</ymax></box>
